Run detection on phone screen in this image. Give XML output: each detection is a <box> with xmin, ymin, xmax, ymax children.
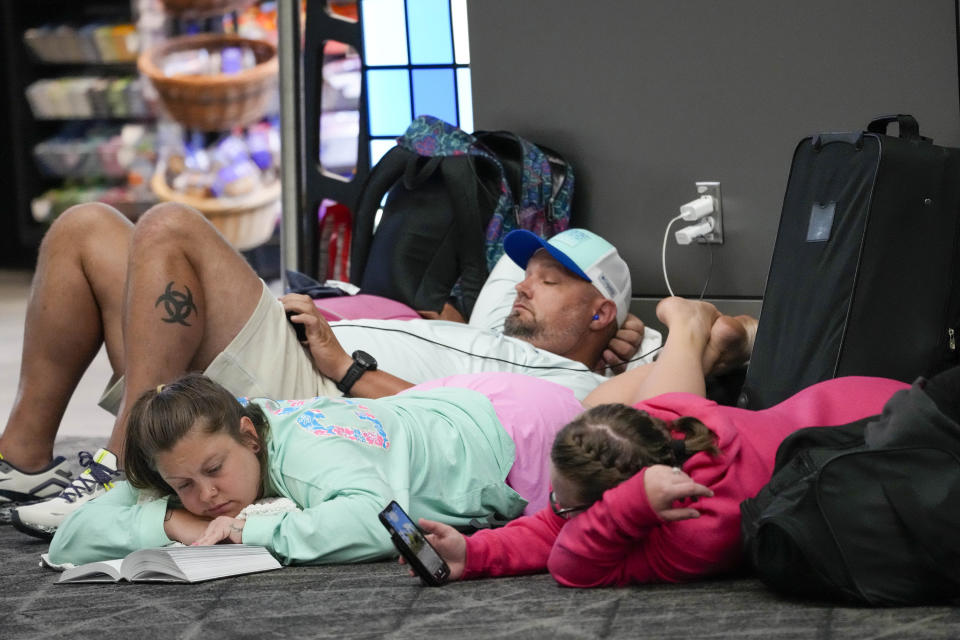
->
<box><xmin>379</xmin><ymin>501</ymin><xmax>449</xmax><ymax>584</ymax></box>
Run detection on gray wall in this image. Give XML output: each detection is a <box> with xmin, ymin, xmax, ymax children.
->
<box><xmin>466</xmin><ymin>0</ymin><xmax>960</xmax><ymax>303</ymax></box>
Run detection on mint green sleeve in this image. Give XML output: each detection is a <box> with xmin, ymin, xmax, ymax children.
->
<box><xmin>241</xmin><ymin>482</ymin><xmax>394</xmax><ymax>565</ymax></box>
<box><xmin>47</xmin><ymin>481</ymin><xmax>173</xmax><ymax>566</ymax></box>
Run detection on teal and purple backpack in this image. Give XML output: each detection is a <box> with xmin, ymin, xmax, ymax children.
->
<box><xmin>350</xmin><ymin>115</ymin><xmax>574</xmax><ymax>319</ymax></box>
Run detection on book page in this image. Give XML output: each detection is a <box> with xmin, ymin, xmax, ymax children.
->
<box><xmin>160</xmin><ymin>545</ymin><xmax>281</xmax><ymax>582</ymax></box>
<box><xmin>123</xmin><ymin>554</ymin><xmax>188</xmax><ymax>582</ymax></box>
<box><xmin>58</xmin><ymin>559</ymin><xmax>124</xmax><ymax>583</ymax></box>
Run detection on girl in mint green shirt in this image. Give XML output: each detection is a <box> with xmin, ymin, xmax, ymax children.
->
<box><xmin>49</xmin><ymin>371</ymin><xmax>580</xmax><ymax>566</ymax></box>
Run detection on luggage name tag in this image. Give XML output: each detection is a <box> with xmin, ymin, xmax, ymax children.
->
<box><xmin>807</xmin><ymin>201</ymin><xmax>836</xmax><ymax>242</ymax></box>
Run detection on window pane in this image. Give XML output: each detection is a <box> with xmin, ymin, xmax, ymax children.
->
<box><xmin>407</xmin><ymin>0</ymin><xmax>453</xmax><ymax>64</ymax></box>
<box><xmin>412</xmin><ymin>68</ymin><xmax>457</xmax><ymax>126</ymax></box>
<box><xmin>361</xmin><ymin>0</ymin><xmax>408</xmax><ymax>66</ymax></box>
<box><xmin>450</xmin><ymin>0</ymin><xmax>470</xmax><ymax>64</ymax></box>
<box><xmin>319</xmin><ymin>41</ymin><xmax>361</xmax><ymax>179</ymax></box>
<box><xmin>370</xmin><ymin>138</ymin><xmax>396</xmax><ymax>167</ymax></box>
<box><xmin>456</xmin><ymin>67</ymin><xmax>473</xmax><ymax>132</ymax></box>
<box><xmin>366</xmin><ymin>69</ymin><xmax>412</xmax><ymax>136</ymax></box>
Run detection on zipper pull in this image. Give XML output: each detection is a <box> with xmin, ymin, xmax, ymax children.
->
<box><xmin>949</xmin><ymin>328</ymin><xmax>956</xmax><ymax>352</ymax></box>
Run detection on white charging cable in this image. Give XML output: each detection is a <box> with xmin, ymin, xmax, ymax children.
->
<box><xmin>662</xmin><ymin>213</ymin><xmax>684</xmax><ymax>296</ymax></box>
<box><xmin>662</xmin><ymin>195</ymin><xmax>717</xmax><ymax>296</ymax></box>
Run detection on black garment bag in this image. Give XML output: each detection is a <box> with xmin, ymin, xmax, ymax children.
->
<box><xmin>739</xmin><ymin>115</ymin><xmax>960</xmax><ymax>410</ymax></box>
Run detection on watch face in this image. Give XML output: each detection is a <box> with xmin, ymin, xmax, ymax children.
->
<box><xmin>352</xmin><ymin>350</ymin><xmax>377</xmax><ymax>370</ymax></box>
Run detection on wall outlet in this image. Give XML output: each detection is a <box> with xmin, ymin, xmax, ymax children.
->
<box><xmin>695</xmin><ymin>181</ymin><xmax>723</xmax><ymax>244</ymax></box>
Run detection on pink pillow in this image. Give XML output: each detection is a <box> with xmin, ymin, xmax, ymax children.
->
<box><xmin>312</xmin><ymin>294</ymin><xmax>421</xmax><ymax>322</ymax></box>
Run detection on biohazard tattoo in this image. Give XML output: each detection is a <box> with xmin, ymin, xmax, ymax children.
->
<box><xmin>155</xmin><ymin>281</ymin><xmax>198</xmax><ymax>326</ymax></box>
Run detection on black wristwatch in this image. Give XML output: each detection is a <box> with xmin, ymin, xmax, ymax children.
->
<box><xmin>336</xmin><ymin>350</ymin><xmax>378</xmax><ymax>395</ymax></box>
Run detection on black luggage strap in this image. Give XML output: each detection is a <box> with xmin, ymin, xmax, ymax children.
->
<box><xmin>537</xmin><ymin>142</ymin><xmax>571</xmax><ymax>221</ymax></box>
<box><xmin>402</xmin><ymin>155</ymin><xmax>443</xmax><ymax>188</ymax></box>
<box><xmin>472</xmin><ymin>130</ymin><xmax>522</xmax><ymax>199</ymax></box>
<box><xmin>439</xmin><ymin>158</ymin><xmax>492</xmax><ymax>318</ymax></box>
<box><xmin>350</xmin><ymin>145</ymin><xmax>413</xmax><ymax>284</ymax></box>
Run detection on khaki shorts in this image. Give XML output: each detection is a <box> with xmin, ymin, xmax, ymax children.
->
<box><xmin>99</xmin><ymin>280</ymin><xmax>341</xmax><ymax>414</ymax></box>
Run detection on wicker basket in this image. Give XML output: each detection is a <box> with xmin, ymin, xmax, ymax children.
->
<box><xmin>150</xmin><ymin>167</ymin><xmax>280</xmax><ymax>250</ymax></box>
<box><xmin>160</xmin><ymin>0</ymin><xmax>258</xmax><ymax>18</ymax></box>
<box><xmin>138</xmin><ymin>33</ymin><xmax>278</xmax><ymax>131</ymax></box>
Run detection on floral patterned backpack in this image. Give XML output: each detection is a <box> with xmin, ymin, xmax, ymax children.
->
<box><xmin>350</xmin><ymin>115</ymin><xmax>574</xmax><ymax>319</ymax></box>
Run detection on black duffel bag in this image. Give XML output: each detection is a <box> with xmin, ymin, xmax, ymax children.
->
<box><xmin>741</xmin><ymin>381</ymin><xmax>960</xmax><ymax>606</ymax></box>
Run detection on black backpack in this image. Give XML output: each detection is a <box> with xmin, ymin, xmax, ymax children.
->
<box><xmin>349</xmin><ymin>115</ymin><xmax>573</xmax><ymax>319</ymax></box>
<box><xmin>740</xmin><ymin>382</ymin><xmax>960</xmax><ymax>606</ymax></box>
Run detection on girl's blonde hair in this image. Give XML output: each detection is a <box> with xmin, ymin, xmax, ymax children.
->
<box><xmin>123</xmin><ymin>373</ymin><xmax>271</xmax><ymax>496</ymax></box>
<box><xmin>550</xmin><ymin>403</ymin><xmax>719</xmax><ymax>504</ymax></box>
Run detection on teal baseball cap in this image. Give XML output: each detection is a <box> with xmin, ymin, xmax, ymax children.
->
<box><xmin>504</xmin><ymin>228</ymin><xmax>632</xmax><ymax>326</ymax></box>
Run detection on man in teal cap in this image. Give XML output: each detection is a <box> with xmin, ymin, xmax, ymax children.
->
<box><xmin>497</xmin><ymin>228</ymin><xmax>634</xmax><ymax>369</ymax></box>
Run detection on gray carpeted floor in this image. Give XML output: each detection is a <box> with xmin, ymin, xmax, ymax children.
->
<box><xmin>2</xmin><ymin>438</ymin><xmax>959</xmax><ymax>639</ymax></box>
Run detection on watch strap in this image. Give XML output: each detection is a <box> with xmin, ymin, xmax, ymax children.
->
<box><xmin>336</xmin><ymin>352</ymin><xmax>375</xmax><ymax>395</ymax></box>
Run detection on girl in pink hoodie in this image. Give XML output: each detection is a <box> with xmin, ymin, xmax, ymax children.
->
<box><xmin>412</xmin><ymin>298</ymin><xmax>908</xmax><ymax>587</ymax></box>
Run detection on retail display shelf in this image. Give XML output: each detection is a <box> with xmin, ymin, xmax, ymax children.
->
<box><xmin>3</xmin><ymin>0</ymin><xmax>149</xmax><ymax>257</ymax></box>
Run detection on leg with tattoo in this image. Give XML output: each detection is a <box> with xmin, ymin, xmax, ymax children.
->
<box><xmin>111</xmin><ymin>203</ymin><xmax>264</xmax><ymax>457</ymax></box>
<box><xmin>4</xmin><ymin>202</ymin><xmax>267</xmax><ymax>535</ymax></box>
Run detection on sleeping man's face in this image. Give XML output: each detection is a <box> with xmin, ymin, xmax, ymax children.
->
<box><xmin>503</xmin><ymin>250</ymin><xmax>602</xmax><ymax>358</ymax></box>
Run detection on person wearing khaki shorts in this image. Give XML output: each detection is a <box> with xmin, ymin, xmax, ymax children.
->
<box><xmin>98</xmin><ymin>281</ymin><xmax>342</xmax><ymax>416</ymax></box>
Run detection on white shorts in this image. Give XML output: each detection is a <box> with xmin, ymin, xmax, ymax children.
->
<box><xmin>99</xmin><ymin>280</ymin><xmax>340</xmax><ymax>413</ymax></box>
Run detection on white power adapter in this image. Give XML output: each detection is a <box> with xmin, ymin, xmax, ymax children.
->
<box><xmin>663</xmin><ymin>185</ymin><xmax>722</xmax><ymax>296</ymax></box>
<box><xmin>679</xmin><ymin>195</ymin><xmax>714</xmax><ymax>221</ymax></box>
<box><xmin>675</xmin><ymin>216</ymin><xmax>715</xmax><ymax>245</ymax></box>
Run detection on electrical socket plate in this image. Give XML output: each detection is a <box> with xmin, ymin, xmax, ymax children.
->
<box><xmin>695</xmin><ymin>181</ymin><xmax>723</xmax><ymax>244</ymax></box>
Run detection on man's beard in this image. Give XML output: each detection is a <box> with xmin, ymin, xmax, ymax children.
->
<box><xmin>503</xmin><ymin>311</ymin><xmax>537</xmax><ymax>340</ymax></box>
<box><xmin>504</xmin><ymin>309</ymin><xmax>585</xmax><ymax>358</ymax></box>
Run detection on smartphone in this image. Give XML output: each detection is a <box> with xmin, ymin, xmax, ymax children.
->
<box><xmin>378</xmin><ymin>500</ymin><xmax>450</xmax><ymax>586</ymax></box>
<box><xmin>285</xmin><ymin>310</ymin><xmax>307</xmax><ymax>342</ymax></box>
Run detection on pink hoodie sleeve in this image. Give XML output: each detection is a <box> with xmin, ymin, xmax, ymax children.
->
<box><xmin>462</xmin><ymin>506</ymin><xmax>565</xmax><ymax>579</ymax></box>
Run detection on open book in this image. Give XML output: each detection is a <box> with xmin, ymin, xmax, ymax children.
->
<box><xmin>56</xmin><ymin>544</ymin><xmax>282</xmax><ymax>584</ymax></box>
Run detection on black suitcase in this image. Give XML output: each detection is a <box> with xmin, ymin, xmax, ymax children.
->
<box><xmin>739</xmin><ymin>115</ymin><xmax>960</xmax><ymax>410</ymax></box>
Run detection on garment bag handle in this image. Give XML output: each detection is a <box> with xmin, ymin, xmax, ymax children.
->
<box><xmin>866</xmin><ymin>114</ymin><xmax>921</xmax><ymax>140</ymax></box>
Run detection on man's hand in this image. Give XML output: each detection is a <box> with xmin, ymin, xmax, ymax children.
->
<box><xmin>282</xmin><ymin>293</ymin><xmax>414</xmax><ymax>398</ymax></box>
<box><xmin>280</xmin><ymin>293</ymin><xmax>353</xmax><ymax>382</ymax></box>
<box><xmin>397</xmin><ymin>518</ymin><xmax>467</xmax><ymax>581</ymax></box>
<box><xmin>643</xmin><ymin>464</ymin><xmax>714</xmax><ymax>521</ymax></box>
<box><xmin>191</xmin><ymin>516</ymin><xmax>245</xmax><ymax>546</ymax></box>
<box><xmin>595</xmin><ymin>313</ymin><xmax>646</xmax><ymax>374</ymax></box>
<box><xmin>417</xmin><ymin>302</ymin><xmax>466</xmax><ymax>323</ymax></box>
